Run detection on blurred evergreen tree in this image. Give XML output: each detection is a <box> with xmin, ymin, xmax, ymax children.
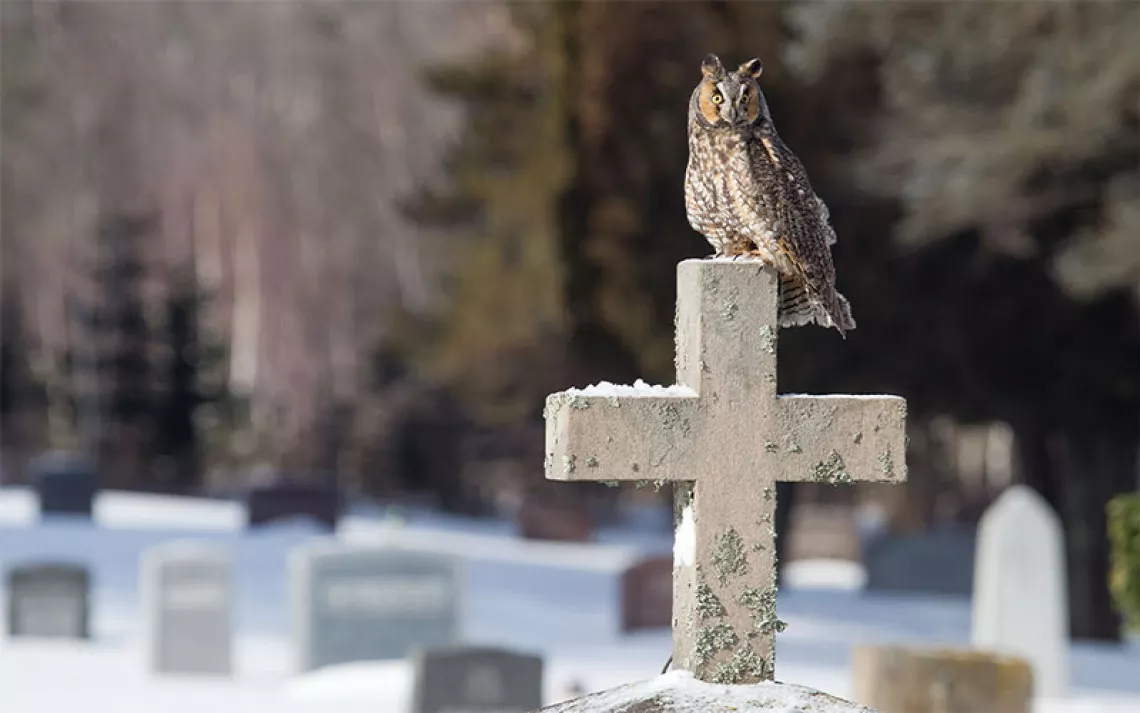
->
<box><xmin>152</xmin><ymin>270</ymin><xmax>231</xmax><ymax>492</ymax></box>
<box><xmin>66</xmin><ymin>211</ymin><xmax>157</xmax><ymax>487</ymax></box>
<box><xmin>396</xmin><ymin>2</ymin><xmax>574</xmax><ymax>427</ymax></box>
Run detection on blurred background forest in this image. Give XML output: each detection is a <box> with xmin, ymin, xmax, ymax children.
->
<box><xmin>1</xmin><ymin>1</ymin><xmax>1137</xmax><ymax>642</ymax></box>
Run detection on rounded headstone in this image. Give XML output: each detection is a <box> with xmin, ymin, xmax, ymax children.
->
<box><xmin>971</xmin><ymin>485</ymin><xmax>1068</xmax><ymax>697</ymax></box>
<box><xmin>533</xmin><ymin>671</ymin><xmax>878</xmax><ymax>712</ymax></box>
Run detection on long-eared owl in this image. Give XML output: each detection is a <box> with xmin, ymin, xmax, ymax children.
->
<box><xmin>684</xmin><ymin>53</ymin><xmax>855</xmax><ymax>337</ymax></box>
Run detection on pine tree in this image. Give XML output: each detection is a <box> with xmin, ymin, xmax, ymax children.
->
<box><xmin>65</xmin><ymin>210</ymin><xmax>158</xmax><ymax>487</ymax></box>
<box><xmin>152</xmin><ymin>270</ymin><xmax>230</xmax><ymax>492</ymax></box>
<box><xmin>396</xmin><ymin>2</ymin><xmax>575</xmax><ymax>426</ymax></box>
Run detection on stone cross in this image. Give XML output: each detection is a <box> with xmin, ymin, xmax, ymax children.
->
<box><xmin>544</xmin><ymin>259</ymin><xmax>907</xmax><ymax>685</ymax></box>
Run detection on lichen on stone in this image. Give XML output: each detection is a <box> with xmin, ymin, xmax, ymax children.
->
<box><xmin>631</xmin><ymin>462</ymin><xmax>641</xmax><ymax>473</ymax></box>
<box><xmin>752</xmin><ymin>542</ymin><xmax>766</xmax><ymax>553</ymax></box>
<box><xmin>602</xmin><ymin>480</ymin><xmax>619</xmax><ymax>488</ymax></box>
<box><xmin>764</xmin><ymin>440</ymin><xmax>777</xmax><ymax>453</ymax></box>
<box><xmin>563</xmin><ymin>454</ymin><xmax>577</xmax><ymax>475</ymax></box>
<box><xmin>657</xmin><ymin>402</ymin><xmax>691</xmax><ymax>436</ymax></box>
<box><xmin>695</xmin><ymin>579</ymin><xmax>727</xmax><ymax>621</ymax></box>
<box><xmin>712</xmin><ymin>528</ymin><xmax>749</xmax><ymax>585</ymax></box>
<box><xmin>569</xmin><ymin>396</ymin><xmax>591</xmax><ymax>410</ymax></box>
<box><xmin>811</xmin><ymin>449</ymin><xmax>852</xmax><ymax>485</ymax></box>
<box><xmin>607</xmin><ymin>396</ymin><xmax>620</xmax><ymax>408</ymax></box>
<box><xmin>738</xmin><ymin>586</ymin><xmax>788</xmax><ymax>637</ymax></box>
<box><xmin>711</xmin><ymin>644</ymin><xmax>772</xmax><ymax>684</ymax></box>
<box><xmin>763</xmin><ymin>487</ymin><xmax>774</xmax><ymax>501</ymax></box>
<box><xmin>786</xmin><ymin>439</ymin><xmax>803</xmax><ymax>454</ymax></box>
<box><xmin>722</xmin><ymin>301</ymin><xmax>739</xmax><ymax>321</ymax></box>
<box><xmin>586</xmin><ymin>456</ymin><xmax>600</xmax><ymax>469</ymax></box>
<box><xmin>764</xmin><ymin>373</ymin><xmax>776</xmax><ymax>384</ymax></box>
<box><xmin>695</xmin><ymin>622</ymin><xmax>739</xmax><ymax>664</ymax></box>
<box><xmin>853</xmin><ymin>431</ymin><xmax>863</xmax><ymax>444</ymax></box>
<box><xmin>653</xmin><ymin>479</ymin><xmax>667</xmax><ymax>492</ymax></box>
<box><xmin>758</xmin><ymin>325</ymin><xmax>776</xmax><ymax>355</ymax></box>
<box><xmin>878</xmin><ymin>450</ymin><xmax>894</xmax><ymax>479</ymax></box>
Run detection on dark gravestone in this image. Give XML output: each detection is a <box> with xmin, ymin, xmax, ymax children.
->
<box><xmin>290</xmin><ymin>542</ymin><xmax>461</xmax><ymax>672</ymax></box>
<box><xmin>862</xmin><ymin>525</ymin><xmax>977</xmax><ymax>596</ymax></box>
<box><xmin>6</xmin><ymin>563</ymin><xmax>91</xmax><ymax>638</ymax></box>
<box><xmin>412</xmin><ymin>646</ymin><xmax>544</xmax><ymax>713</ymax></box>
<box><xmin>29</xmin><ymin>451</ymin><xmax>97</xmax><ymax>518</ymax></box>
<box><xmin>246</xmin><ymin>476</ymin><xmax>341</xmax><ymax>531</ymax></box>
<box><xmin>516</xmin><ymin>493</ymin><xmax>594</xmax><ymax>542</ymax></box>
<box><xmin>620</xmin><ymin>555</ymin><xmax>672</xmax><ymax>632</ymax></box>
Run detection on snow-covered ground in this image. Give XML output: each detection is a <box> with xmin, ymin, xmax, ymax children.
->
<box><xmin>0</xmin><ymin>488</ymin><xmax>1137</xmax><ymax>713</ymax></box>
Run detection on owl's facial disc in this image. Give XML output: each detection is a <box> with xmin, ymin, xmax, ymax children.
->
<box><xmin>712</xmin><ymin>78</ymin><xmax>760</xmax><ymax>126</ymax></box>
<box><xmin>696</xmin><ymin>71</ymin><xmax>762</xmax><ymax>127</ymax></box>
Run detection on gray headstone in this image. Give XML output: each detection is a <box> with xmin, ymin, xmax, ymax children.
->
<box><xmin>972</xmin><ymin>485</ymin><xmax>1068</xmax><ymax>697</ymax></box>
<box><xmin>412</xmin><ymin>646</ymin><xmax>544</xmax><ymax>713</ymax></box>
<box><xmin>142</xmin><ymin>541</ymin><xmax>233</xmax><ymax>675</ymax></box>
<box><xmin>289</xmin><ymin>542</ymin><xmax>462</xmax><ymax>672</ymax></box>
<box><xmin>862</xmin><ymin>525</ymin><xmax>976</xmax><ymax>596</ymax></box>
<box><xmin>29</xmin><ymin>451</ymin><xmax>97</xmax><ymax>518</ymax></box>
<box><xmin>6</xmin><ymin>562</ymin><xmax>90</xmax><ymax>638</ymax></box>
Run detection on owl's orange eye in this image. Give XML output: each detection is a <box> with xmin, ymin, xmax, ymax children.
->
<box><xmin>711</xmin><ymin>92</ymin><xmax>723</xmax><ymax>105</ymax></box>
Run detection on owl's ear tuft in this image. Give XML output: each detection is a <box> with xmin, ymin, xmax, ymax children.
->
<box><xmin>701</xmin><ymin>53</ymin><xmax>724</xmax><ymax>78</ymax></box>
<box><xmin>739</xmin><ymin>58</ymin><xmax>763</xmax><ymax>79</ymax></box>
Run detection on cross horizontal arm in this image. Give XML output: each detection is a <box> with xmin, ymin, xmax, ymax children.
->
<box><xmin>544</xmin><ymin>389</ymin><xmax>701</xmax><ymax>483</ymax></box>
<box><xmin>771</xmin><ymin>395</ymin><xmax>908</xmax><ymax>484</ymax></box>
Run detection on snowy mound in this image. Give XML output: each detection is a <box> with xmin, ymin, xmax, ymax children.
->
<box><xmin>535</xmin><ymin>671</ymin><xmax>878</xmax><ymax>713</ymax></box>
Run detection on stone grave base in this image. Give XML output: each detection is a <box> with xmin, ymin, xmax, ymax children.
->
<box><xmin>852</xmin><ymin>644</ymin><xmax>1032</xmax><ymax>713</ymax></box>
<box><xmin>533</xmin><ymin>671</ymin><xmax>877</xmax><ymax>712</ymax></box>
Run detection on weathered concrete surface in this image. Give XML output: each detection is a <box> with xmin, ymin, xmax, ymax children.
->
<box><xmin>543</xmin><ymin>259</ymin><xmax>908</xmax><ymax>684</ymax></box>
<box><xmin>531</xmin><ymin>671</ymin><xmax>879</xmax><ymax>713</ymax></box>
<box><xmin>852</xmin><ymin>644</ymin><xmax>1032</xmax><ymax>713</ymax></box>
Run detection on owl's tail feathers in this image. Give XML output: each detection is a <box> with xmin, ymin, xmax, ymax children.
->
<box><xmin>830</xmin><ymin>290</ymin><xmax>857</xmax><ymax>339</ymax></box>
<box><xmin>777</xmin><ymin>275</ymin><xmax>856</xmax><ymax>339</ymax></box>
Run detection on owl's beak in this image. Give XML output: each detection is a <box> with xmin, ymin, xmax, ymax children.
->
<box><xmin>722</xmin><ymin>105</ymin><xmax>737</xmax><ymax>124</ymax></box>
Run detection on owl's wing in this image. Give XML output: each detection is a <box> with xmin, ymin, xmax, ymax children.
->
<box><xmin>748</xmin><ymin>132</ymin><xmax>838</xmax><ymax>294</ymax></box>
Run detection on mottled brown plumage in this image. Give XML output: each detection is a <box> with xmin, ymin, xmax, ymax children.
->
<box><xmin>684</xmin><ymin>54</ymin><xmax>855</xmax><ymax>337</ymax></box>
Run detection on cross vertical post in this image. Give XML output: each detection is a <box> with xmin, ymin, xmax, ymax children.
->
<box><xmin>544</xmin><ymin>259</ymin><xmax>907</xmax><ymax>684</ymax></box>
